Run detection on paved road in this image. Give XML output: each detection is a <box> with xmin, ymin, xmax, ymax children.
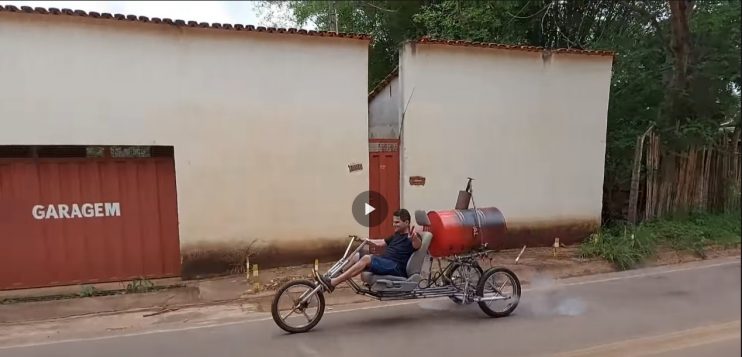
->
<box><xmin>1</xmin><ymin>258</ymin><xmax>739</xmax><ymax>357</ymax></box>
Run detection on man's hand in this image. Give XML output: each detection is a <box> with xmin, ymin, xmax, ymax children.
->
<box><xmin>409</xmin><ymin>226</ymin><xmax>423</xmax><ymax>250</ymax></box>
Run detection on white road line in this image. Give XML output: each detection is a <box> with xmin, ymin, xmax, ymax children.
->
<box><xmin>0</xmin><ymin>258</ymin><xmax>738</xmax><ymax>351</ymax></box>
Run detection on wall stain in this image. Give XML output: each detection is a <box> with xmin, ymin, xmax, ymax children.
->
<box><xmin>494</xmin><ymin>219</ymin><xmax>601</xmax><ymax>250</ymax></box>
<box><xmin>180</xmin><ymin>238</ymin><xmax>352</xmax><ymax>280</ymax></box>
<box><xmin>180</xmin><ymin>219</ymin><xmax>600</xmax><ymax>279</ymax></box>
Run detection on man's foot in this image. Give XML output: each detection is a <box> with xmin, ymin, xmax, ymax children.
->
<box><xmin>314</xmin><ymin>270</ymin><xmax>334</xmax><ymax>293</ymax></box>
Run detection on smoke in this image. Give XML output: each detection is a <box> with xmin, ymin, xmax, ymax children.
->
<box><xmin>417</xmin><ymin>299</ymin><xmax>472</xmax><ymax>312</ymax></box>
<box><xmin>413</xmin><ymin>273</ymin><xmax>588</xmax><ymax>317</ymax></box>
<box><xmin>519</xmin><ymin>273</ymin><xmax>587</xmax><ymax>317</ymax></box>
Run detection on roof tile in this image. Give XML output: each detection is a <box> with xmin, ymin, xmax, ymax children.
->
<box><xmin>416</xmin><ymin>36</ymin><xmax>614</xmax><ymax>57</ymax></box>
<box><xmin>0</xmin><ymin>5</ymin><xmax>372</xmax><ymax>42</ymax></box>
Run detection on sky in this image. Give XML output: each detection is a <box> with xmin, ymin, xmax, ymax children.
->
<box><xmin>0</xmin><ymin>1</ymin><xmax>314</xmax><ymax>29</ymax></box>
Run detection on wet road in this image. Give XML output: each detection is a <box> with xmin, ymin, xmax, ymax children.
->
<box><xmin>1</xmin><ymin>257</ymin><xmax>739</xmax><ymax>357</ymax></box>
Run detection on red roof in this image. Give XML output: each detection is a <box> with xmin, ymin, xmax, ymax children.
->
<box><xmin>368</xmin><ymin>67</ymin><xmax>399</xmax><ymax>101</ymax></box>
<box><xmin>0</xmin><ymin>5</ymin><xmax>372</xmax><ymax>42</ymax></box>
<box><xmin>416</xmin><ymin>37</ymin><xmax>615</xmax><ymax>57</ymax></box>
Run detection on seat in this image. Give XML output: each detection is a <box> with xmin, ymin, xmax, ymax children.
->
<box><xmin>361</xmin><ymin>231</ymin><xmax>433</xmax><ymax>293</ymax></box>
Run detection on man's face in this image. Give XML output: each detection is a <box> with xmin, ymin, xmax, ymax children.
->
<box><xmin>392</xmin><ymin>215</ymin><xmax>409</xmax><ymax>234</ymax></box>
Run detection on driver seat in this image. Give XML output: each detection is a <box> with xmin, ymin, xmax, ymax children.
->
<box><xmin>361</xmin><ymin>230</ymin><xmax>433</xmax><ymax>293</ymax></box>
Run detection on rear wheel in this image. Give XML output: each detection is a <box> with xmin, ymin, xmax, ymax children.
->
<box><xmin>271</xmin><ymin>279</ymin><xmax>325</xmax><ymax>333</ymax></box>
<box><xmin>446</xmin><ymin>262</ymin><xmax>483</xmax><ymax>304</ymax></box>
<box><xmin>476</xmin><ymin>267</ymin><xmax>521</xmax><ymax>317</ymax></box>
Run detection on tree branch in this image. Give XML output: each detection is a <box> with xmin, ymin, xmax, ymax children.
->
<box><xmin>361</xmin><ymin>1</ymin><xmax>397</xmax><ymax>13</ymax></box>
<box><xmin>619</xmin><ymin>0</ymin><xmax>669</xmax><ymax>51</ymax></box>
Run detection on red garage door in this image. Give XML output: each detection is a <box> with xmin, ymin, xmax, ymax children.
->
<box><xmin>0</xmin><ymin>154</ymin><xmax>181</xmax><ymax>290</ymax></box>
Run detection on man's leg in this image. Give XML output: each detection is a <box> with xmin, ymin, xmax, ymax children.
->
<box><xmin>331</xmin><ymin>255</ymin><xmax>371</xmax><ymax>286</ymax></box>
<box><xmin>318</xmin><ymin>255</ymin><xmax>372</xmax><ymax>292</ymax></box>
<box><xmin>341</xmin><ymin>245</ymin><xmax>368</xmax><ymax>272</ymax></box>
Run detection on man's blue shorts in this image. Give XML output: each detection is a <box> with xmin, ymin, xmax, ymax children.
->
<box><xmin>368</xmin><ymin>256</ymin><xmax>406</xmax><ymax>277</ymax></box>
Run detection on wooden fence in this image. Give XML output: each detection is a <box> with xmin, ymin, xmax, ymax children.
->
<box><xmin>628</xmin><ymin>127</ymin><xmax>740</xmax><ymax>224</ymax></box>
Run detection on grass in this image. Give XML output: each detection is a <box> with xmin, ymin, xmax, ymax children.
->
<box><xmin>0</xmin><ymin>278</ymin><xmax>181</xmax><ymax>305</ymax></box>
<box><xmin>580</xmin><ymin>210</ymin><xmax>741</xmax><ymax>270</ymax></box>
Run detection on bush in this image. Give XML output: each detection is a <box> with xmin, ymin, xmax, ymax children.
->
<box><xmin>580</xmin><ymin>211</ymin><xmax>740</xmax><ymax>269</ymax></box>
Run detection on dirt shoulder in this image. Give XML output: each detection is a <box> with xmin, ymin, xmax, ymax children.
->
<box><xmin>0</xmin><ymin>244</ymin><xmax>739</xmax><ymax>325</ymax></box>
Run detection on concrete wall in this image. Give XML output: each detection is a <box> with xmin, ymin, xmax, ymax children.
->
<box><xmin>399</xmin><ymin>42</ymin><xmax>614</xmax><ymax>248</ymax></box>
<box><xmin>0</xmin><ymin>12</ymin><xmax>370</xmax><ymax>274</ymax></box>
<box><xmin>368</xmin><ymin>76</ymin><xmax>401</xmax><ymax>139</ymax></box>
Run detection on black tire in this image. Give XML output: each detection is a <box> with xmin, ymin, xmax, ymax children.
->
<box><xmin>476</xmin><ymin>267</ymin><xmax>521</xmax><ymax>317</ymax></box>
<box><xmin>270</xmin><ymin>279</ymin><xmax>325</xmax><ymax>333</ymax></box>
<box><xmin>445</xmin><ymin>262</ymin><xmax>484</xmax><ymax>304</ymax></box>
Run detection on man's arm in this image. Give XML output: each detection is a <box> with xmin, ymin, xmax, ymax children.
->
<box><xmin>409</xmin><ymin>228</ymin><xmax>422</xmax><ymax>250</ymax></box>
<box><xmin>368</xmin><ymin>238</ymin><xmax>387</xmax><ymax>247</ymax></box>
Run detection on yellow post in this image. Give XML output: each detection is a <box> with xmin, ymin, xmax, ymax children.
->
<box><xmin>252</xmin><ymin>264</ymin><xmax>260</xmax><ymax>290</ymax></box>
<box><xmin>245</xmin><ymin>257</ymin><xmax>250</xmax><ymax>282</ymax></box>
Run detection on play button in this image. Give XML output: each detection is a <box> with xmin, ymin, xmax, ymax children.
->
<box><xmin>352</xmin><ymin>191</ymin><xmax>389</xmax><ymax>228</ymax></box>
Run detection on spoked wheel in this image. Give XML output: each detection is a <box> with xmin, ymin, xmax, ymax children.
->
<box><xmin>476</xmin><ymin>267</ymin><xmax>521</xmax><ymax>317</ymax></box>
<box><xmin>270</xmin><ymin>279</ymin><xmax>325</xmax><ymax>333</ymax></box>
<box><xmin>446</xmin><ymin>262</ymin><xmax>483</xmax><ymax>304</ymax></box>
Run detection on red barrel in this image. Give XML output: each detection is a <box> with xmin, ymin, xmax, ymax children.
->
<box><xmin>425</xmin><ymin>207</ymin><xmax>507</xmax><ymax>257</ymax></box>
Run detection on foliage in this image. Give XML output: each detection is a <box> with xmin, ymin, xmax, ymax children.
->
<box><xmin>79</xmin><ymin>285</ymin><xmax>100</xmax><ymax>297</ymax></box>
<box><xmin>580</xmin><ymin>225</ymin><xmax>657</xmax><ymax>270</ymax></box>
<box><xmin>126</xmin><ymin>277</ymin><xmax>155</xmax><ymax>293</ymax></box>
<box><xmin>580</xmin><ymin>210</ymin><xmax>741</xmax><ymax>269</ymax></box>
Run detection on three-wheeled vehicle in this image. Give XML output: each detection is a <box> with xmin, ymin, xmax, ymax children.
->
<box><xmin>270</xmin><ymin>179</ymin><xmax>521</xmax><ymax>333</ymax></box>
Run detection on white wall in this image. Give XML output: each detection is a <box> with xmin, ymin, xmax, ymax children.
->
<box><xmin>0</xmin><ymin>13</ymin><xmax>370</xmax><ymax>259</ymax></box>
<box><xmin>368</xmin><ymin>76</ymin><xmax>401</xmax><ymax>139</ymax></box>
<box><xmin>399</xmin><ymin>42</ymin><xmax>613</xmax><ymax>231</ymax></box>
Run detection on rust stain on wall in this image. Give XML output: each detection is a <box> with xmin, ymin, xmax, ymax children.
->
<box><xmin>180</xmin><ymin>238</ymin><xmax>351</xmax><ymax>280</ymax></box>
<box><xmin>491</xmin><ymin>218</ymin><xmax>600</xmax><ymax>251</ymax></box>
<box><xmin>180</xmin><ymin>219</ymin><xmax>600</xmax><ymax>279</ymax></box>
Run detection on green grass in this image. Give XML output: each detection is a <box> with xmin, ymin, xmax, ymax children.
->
<box><xmin>580</xmin><ymin>210</ymin><xmax>741</xmax><ymax>270</ymax></box>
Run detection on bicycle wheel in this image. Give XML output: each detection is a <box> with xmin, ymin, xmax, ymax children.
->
<box><xmin>446</xmin><ymin>262</ymin><xmax>483</xmax><ymax>304</ymax></box>
<box><xmin>476</xmin><ymin>267</ymin><xmax>521</xmax><ymax>317</ymax></box>
<box><xmin>271</xmin><ymin>279</ymin><xmax>325</xmax><ymax>333</ymax></box>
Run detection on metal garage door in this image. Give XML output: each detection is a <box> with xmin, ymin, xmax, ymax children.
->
<box><xmin>0</xmin><ymin>155</ymin><xmax>181</xmax><ymax>290</ymax></box>
<box><xmin>369</xmin><ymin>139</ymin><xmax>400</xmax><ymax>241</ymax></box>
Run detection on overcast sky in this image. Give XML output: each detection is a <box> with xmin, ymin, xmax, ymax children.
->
<box><xmin>0</xmin><ymin>1</ymin><xmax>313</xmax><ymax>29</ymax></box>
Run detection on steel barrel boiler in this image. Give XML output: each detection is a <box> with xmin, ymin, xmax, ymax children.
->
<box><xmin>425</xmin><ymin>207</ymin><xmax>507</xmax><ymax>258</ymax></box>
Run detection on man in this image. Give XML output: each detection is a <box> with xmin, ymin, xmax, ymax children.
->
<box><xmin>316</xmin><ymin>209</ymin><xmax>421</xmax><ymax>293</ymax></box>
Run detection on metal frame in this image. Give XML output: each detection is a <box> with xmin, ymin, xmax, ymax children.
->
<box><xmin>297</xmin><ymin>236</ymin><xmax>509</xmax><ymax>306</ymax></box>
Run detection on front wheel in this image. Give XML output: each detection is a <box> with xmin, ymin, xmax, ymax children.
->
<box><xmin>476</xmin><ymin>267</ymin><xmax>521</xmax><ymax>317</ymax></box>
<box><xmin>271</xmin><ymin>279</ymin><xmax>325</xmax><ymax>333</ymax></box>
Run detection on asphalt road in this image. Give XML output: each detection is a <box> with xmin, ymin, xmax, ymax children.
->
<box><xmin>1</xmin><ymin>258</ymin><xmax>739</xmax><ymax>357</ymax></box>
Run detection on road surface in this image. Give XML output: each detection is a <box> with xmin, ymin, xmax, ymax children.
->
<box><xmin>0</xmin><ymin>257</ymin><xmax>739</xmax><ymax>357</ymax></box>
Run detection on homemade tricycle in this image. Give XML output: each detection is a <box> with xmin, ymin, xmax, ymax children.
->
<box><xmin>270</xmin><ymin>179</ymin><xmax>521</xmax><ymax>333</ymax></box>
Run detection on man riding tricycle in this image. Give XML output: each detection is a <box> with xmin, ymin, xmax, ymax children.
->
<box><xmin>270</xmin><ymin>180</ymin><xmax>521</xmax><ymax>333</ymax></box>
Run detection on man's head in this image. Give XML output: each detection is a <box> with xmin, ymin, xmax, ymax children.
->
<box><xmin>392</xmin><ymin>209</ymin><xmax>411</xmax><ymax>234</ymax></box>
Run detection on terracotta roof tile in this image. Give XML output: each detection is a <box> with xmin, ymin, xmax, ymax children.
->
<box><xmin>0</xmin><ymin>5</ymin><xmax>372</xmax><ymax>42</ymax></box>
<box><xmin>416</xmin><ymin>36</ymin><xmax>615</xmax><ymax>57</ymax></box>
<box><xmin>368</xmin><ymin>67</ymin><xmax>399</xmax><ymax>102</ymax></box>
